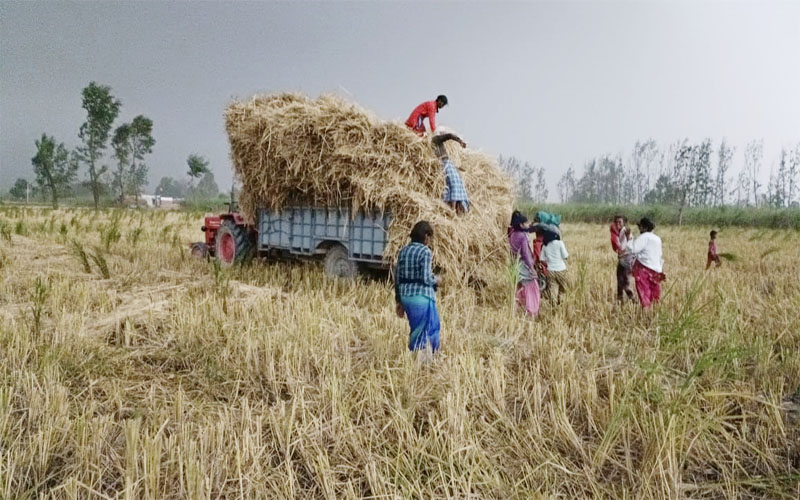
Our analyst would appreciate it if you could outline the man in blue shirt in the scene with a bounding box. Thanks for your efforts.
[395,221,441,353]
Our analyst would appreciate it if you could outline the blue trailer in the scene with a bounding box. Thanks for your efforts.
[197,206,392,278]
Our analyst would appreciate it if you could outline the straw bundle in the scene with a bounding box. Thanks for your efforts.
[225,93,513,279]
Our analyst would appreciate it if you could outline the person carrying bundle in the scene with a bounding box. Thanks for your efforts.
[432,130,469,214]
[405,95,448,135]
[395,221,442,355]
[531,211,561,281]
[508,211,540,317]
[626,217,666,308]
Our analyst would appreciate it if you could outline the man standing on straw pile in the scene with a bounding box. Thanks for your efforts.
[405,95,448,135]
[432,130,469,214]
[395,221,442,356]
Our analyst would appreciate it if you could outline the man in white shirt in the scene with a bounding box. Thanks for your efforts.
[542,235,569,304]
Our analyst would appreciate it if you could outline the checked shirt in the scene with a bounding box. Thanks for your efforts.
[442,159,470,209]
[396,242,437,301]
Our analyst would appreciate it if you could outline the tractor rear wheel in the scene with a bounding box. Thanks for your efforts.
[323,244,358,279]
[215,219,253,267]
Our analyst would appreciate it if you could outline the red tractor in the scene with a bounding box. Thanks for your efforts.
[190,210,256,266]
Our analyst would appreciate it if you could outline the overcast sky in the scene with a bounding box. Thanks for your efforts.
[2,1,799,196]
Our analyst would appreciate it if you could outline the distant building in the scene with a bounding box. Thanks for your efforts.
[139,194,183,208]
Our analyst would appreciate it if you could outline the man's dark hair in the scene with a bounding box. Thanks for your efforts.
[436,95,448,106]
[710,230,718,238]
[613,214,624,222]
[638,217,655,232]
[410,221,434,243]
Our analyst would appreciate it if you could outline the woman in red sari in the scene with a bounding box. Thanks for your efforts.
[625,217,666,308]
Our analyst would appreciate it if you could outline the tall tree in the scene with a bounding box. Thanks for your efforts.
[8,178,31,201]
[111,123,131,203]
[497,155,535,201]
[571,159,595,203]
[533,166,548,202]
[187,153,210,187]
[744,139,764,207]
[631,139,659,204]
[690,139,713,207]
[31,134,77,208]
[715,139,734,206]
[557,166,576,203]
[731,170,749,206]
[672,140,695,225]
[126,116,155,201]
[789,143,800,206]
[76,82,121,209]
[194,171,220,198]
[772,149,789,207]
[644,174,680,205]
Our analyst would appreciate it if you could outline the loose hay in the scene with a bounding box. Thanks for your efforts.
[225,93,513,279]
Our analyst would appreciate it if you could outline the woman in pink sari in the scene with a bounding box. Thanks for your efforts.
[626,217,666,308]
[508,211,540,317]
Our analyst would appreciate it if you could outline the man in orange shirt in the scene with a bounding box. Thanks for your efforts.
[405,95,448,135]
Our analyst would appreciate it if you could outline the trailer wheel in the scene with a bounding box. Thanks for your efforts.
[215,219,253,267]
[324,244,357,278]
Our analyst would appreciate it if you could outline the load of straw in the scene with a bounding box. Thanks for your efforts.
[225,93,513,279]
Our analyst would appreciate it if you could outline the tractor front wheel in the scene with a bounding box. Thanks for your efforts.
[215,219,253,267]
[190,242,209,259]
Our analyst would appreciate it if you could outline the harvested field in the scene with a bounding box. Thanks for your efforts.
[225,93,513,280]
[1,207,800,499]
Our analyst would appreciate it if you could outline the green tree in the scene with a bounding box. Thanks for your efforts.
[690,139,713,207]
[715,139,735,206]
[76,82,121,209]
[32,134,78,208]
[155,176,187,198]
[498,155,536,201]
[186,154,210,185]
[126,116,155,201]
[644,174,681,206]
[193,171,220,198]
[789,143,800,205]
[631,139,659,204]
[557,166,576,202]
[533,166,548,203]
[8,178,31,201]
[111,123,131,203]
[744,140,764,207]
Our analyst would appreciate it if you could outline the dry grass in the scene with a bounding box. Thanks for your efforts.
[225,93,513,280]
[1,206,799,499]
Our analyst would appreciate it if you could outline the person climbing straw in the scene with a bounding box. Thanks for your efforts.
[432,130,469,214]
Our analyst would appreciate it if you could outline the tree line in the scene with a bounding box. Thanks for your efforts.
[498,155,549,203]
[7,82,219,207]
[502,138,800,221]
[557,139,800,213]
